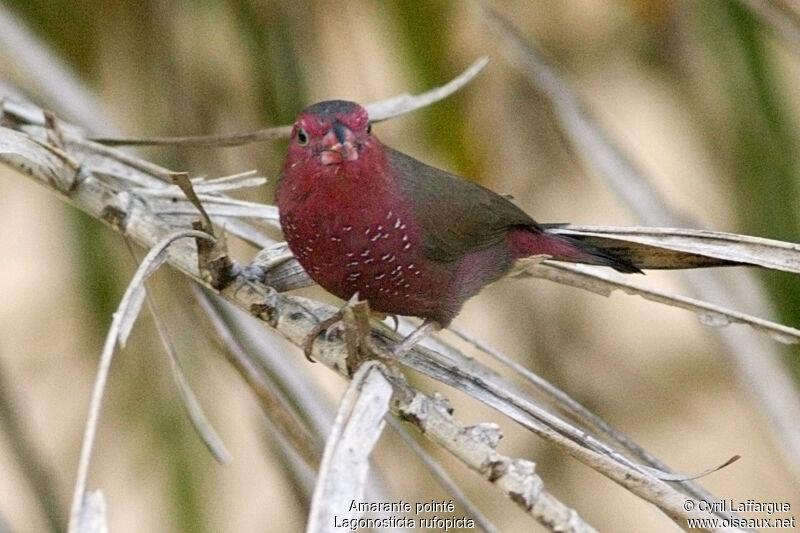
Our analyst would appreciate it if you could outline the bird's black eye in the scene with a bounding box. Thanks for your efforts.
[366,122,372,134]
[297,128,309,145]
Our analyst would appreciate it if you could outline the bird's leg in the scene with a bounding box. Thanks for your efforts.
[303,293,385,369]
[391,319,442,356]
[340,299,373,374]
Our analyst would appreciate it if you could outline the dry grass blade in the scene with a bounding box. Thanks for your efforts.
[88,56,488,148]
[513,262,800,345]
[0,126,75,186]
[188,170,265,188]
[89,124,293,148]
[365,56,489,121]
[393,338,742,530]
[170,172,214,233]
[443,325,734,507]
[76,491,107,533]
[306,362,393,533]
[165,341,233,464]
[141,189,279,221]
[551,225,800,272]
[122,238,233,465]
[67,229,213,533]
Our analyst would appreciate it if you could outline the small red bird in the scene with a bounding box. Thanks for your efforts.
[276,100,639,334]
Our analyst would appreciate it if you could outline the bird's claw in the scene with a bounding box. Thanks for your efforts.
[303,312,346,362]
[303,293,375,374]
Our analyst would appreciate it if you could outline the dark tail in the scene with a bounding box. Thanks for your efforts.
[509,229,642,273]
[552,234,642,273]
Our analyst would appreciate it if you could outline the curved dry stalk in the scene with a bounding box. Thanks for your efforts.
[67,229,213,533]
[127,240,232,465]
[517,262,800,345]
[306,362,393,533]
[87,56,489,148]
[75,491,106,533]
[365,56,490,121]
[440,324,737,502]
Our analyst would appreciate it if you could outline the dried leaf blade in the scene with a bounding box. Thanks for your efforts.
[306,362,392,533]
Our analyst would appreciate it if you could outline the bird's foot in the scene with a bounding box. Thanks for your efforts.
[303,294,376,374]
[303,300,439,375]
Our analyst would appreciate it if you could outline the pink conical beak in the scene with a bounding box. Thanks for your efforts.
[321,120,358,165]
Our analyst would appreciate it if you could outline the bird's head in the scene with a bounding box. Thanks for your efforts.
[288,100,373,166]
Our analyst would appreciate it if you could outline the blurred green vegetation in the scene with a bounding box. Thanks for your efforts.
[697,2,800,362]
[385,1,480,174]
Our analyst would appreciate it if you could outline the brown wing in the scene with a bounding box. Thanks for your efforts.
[386,147,540,262]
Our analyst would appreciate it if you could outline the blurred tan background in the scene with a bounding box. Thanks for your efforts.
[1,0,799,531]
